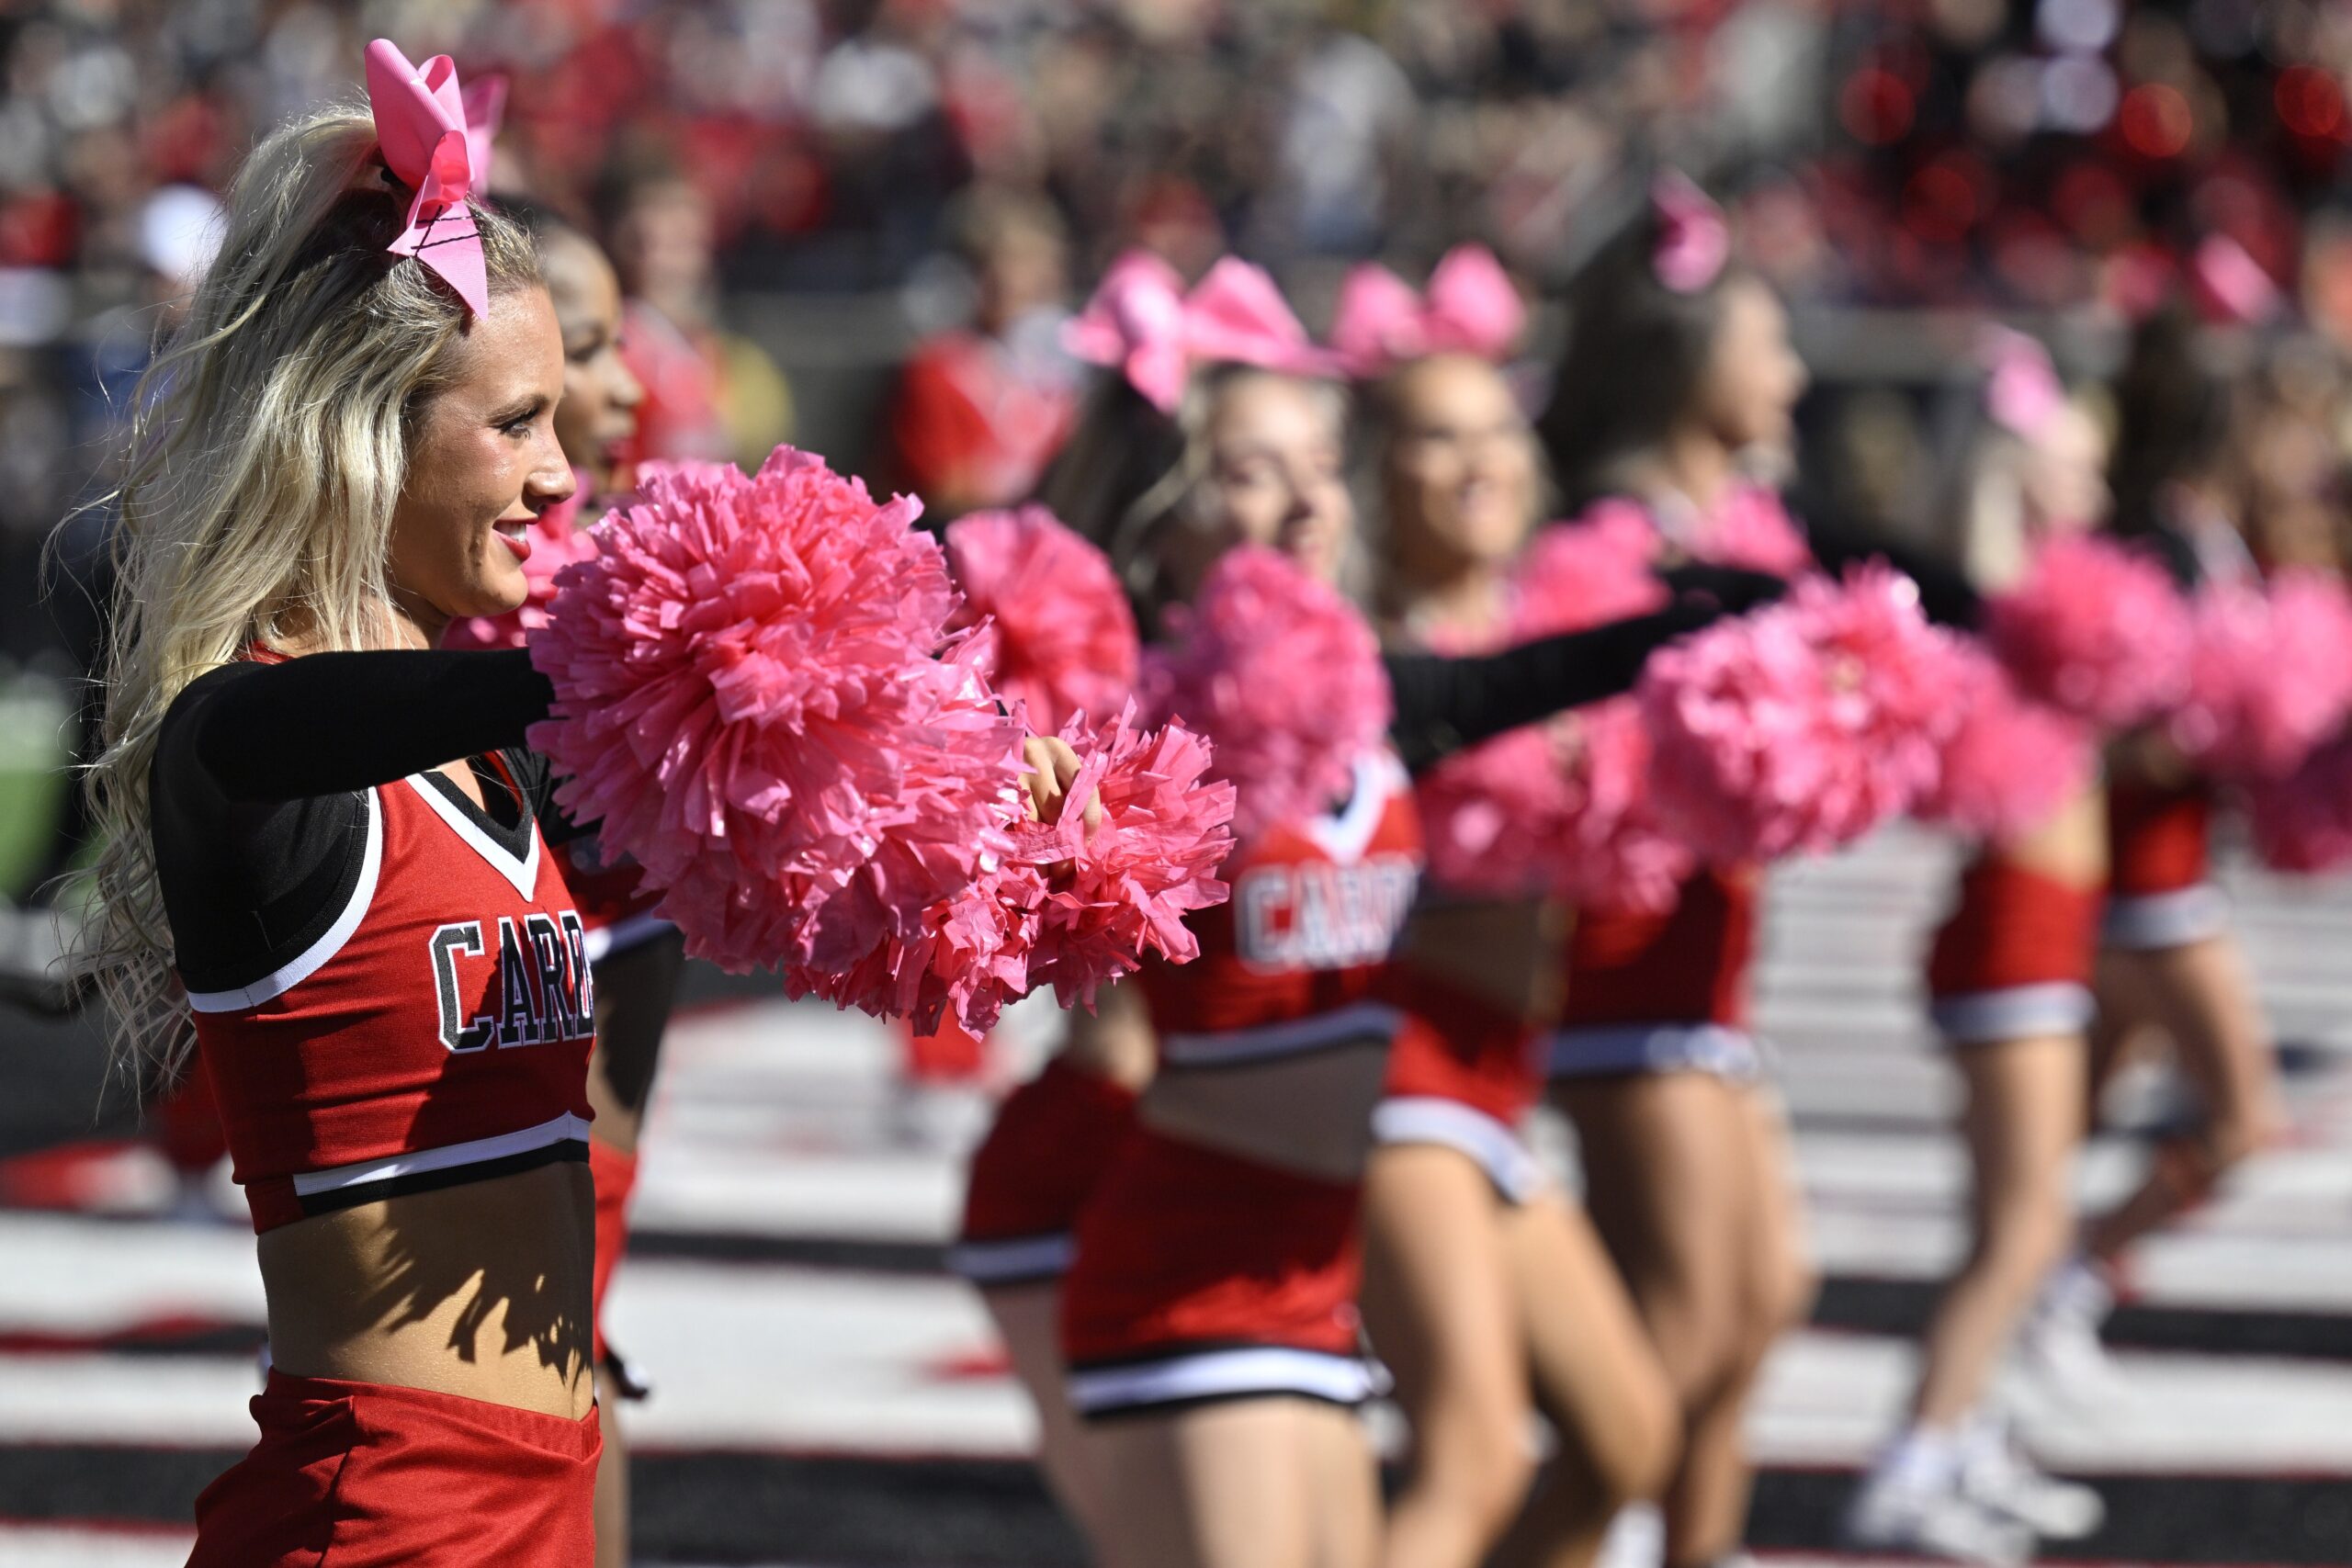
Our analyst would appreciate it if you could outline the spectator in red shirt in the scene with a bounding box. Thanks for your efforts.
[882,185,1079,518]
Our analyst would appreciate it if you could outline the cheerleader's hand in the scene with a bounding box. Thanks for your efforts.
[1021,735,1103,835]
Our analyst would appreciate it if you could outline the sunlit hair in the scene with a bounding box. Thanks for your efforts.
[70,105,542,1091]
[1035,365,1352,627]
[1539,215,1750,513]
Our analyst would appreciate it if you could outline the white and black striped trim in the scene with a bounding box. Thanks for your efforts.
[1068,1345,1378,1418]
[1159,1001,1403,1069]
[1372,1097,1549,1204]
[1544,1021,1764,1082]
[2103,885,2229,952]
[944,1232,1075,1286]
[288,1111,592,1216]
[1931,982,2096,1046]
[186,789,384,1014]
[406,772,542,899]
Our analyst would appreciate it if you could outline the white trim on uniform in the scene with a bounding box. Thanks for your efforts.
[1931,982,2096,1046]
[1372,1096,1549,1204]
[1159,1000,1403,1068]
[288,1110,592,1200]
[1544,1021,1763,1082]
[2102,885,2229,952]
[406,772,543,899]
[1068,1346,1378,1416]
[186,789,384,1013]
[582,910,674,964]
[1305,752,1407,864]
[944,1233,1076,1286]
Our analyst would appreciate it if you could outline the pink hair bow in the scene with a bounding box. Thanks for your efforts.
[1980,325,2064,440]
[365,39,491,320]
[1651,171,1729,295]
[1064,251,1330,412]
[2189,234,2282,327]
[1328,244,1526,377]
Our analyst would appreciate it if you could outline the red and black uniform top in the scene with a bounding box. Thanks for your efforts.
[153,647,594,1234]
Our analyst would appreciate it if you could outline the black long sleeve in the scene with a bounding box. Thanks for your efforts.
[1385,602,1719,774]
[174,648,555,804]
[152,647,565,997]
[1804,514,1984,632]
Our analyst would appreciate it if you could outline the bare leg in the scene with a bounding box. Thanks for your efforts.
[593,1363,630,1565]
[980,1282,1112,1553]
[1492,1191,1679,1568]
[1662,1089,1815,1567]
[1913,1034,2086,1426]
[1558,1074,1758,1568]
[1360,1145,1535,1568]
[1090,1398,1381,1568]
[2084,935,2280,1265]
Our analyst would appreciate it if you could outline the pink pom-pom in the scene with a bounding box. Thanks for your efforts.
[1915,644,2094,840]
[1510,510,1670,637]
[2168,571,2352,781]
[1017,704,1238,1009]
[1986,534,2191,728]
[1641,565,1965,863]
[2245,728,2352,873]
[1142,546,1394,843]
[440,485,600,651]
[944,505,1141,729]
[528,448,1028,976]
[783,703,1237,1032]
[1690,485,1815,576]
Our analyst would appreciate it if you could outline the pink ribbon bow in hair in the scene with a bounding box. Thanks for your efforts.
[1328,244,1526,378]
[1651,171,1729,295]
[1980,325,2065,440]
[1064,252,1331,413]
[365,39,491,320]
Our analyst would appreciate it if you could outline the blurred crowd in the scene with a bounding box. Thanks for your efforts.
[8,0,2352,660]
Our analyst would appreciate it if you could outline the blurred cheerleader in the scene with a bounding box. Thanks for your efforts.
[955,252,1769,1568]
[1532,175,1819,1568]
[1337,258,1674,1568]
[1844,333,2111,1564]
[2020,309,2285,1388]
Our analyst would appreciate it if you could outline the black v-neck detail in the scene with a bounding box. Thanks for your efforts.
[418,753,533,862]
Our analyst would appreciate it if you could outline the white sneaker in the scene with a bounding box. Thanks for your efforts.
[1960,1426,2105,1540]
[2018,1256,2119,1400]
[1843,1468,2034,1566]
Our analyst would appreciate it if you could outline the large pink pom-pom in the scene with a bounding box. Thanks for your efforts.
[441,485,600,651]
[1986,534,2190,728]
[1142,546,1394,843]
[1510,510,1671,637]
[781,703,1237,1032]
[1017,704,1238,1009]
[528,449,1028,975]
[1915,645,2094,840]
[2245,728,2352,873]
[944,505,1141,729]
[2168,571,2352,781]
[1642,565,1965,863]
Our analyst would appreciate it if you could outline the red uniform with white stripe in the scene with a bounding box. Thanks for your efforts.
[187,761,597,1231]
[1925,850,2102,1044]
[182,756,600,1567]
[1059,751,1423,1416]
[2103,779,2225,951]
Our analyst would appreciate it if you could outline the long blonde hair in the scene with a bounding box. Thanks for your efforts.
[72,105,541,1091]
